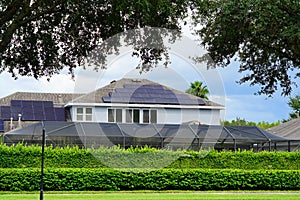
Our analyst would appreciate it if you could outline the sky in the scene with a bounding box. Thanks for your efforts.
[0,29,298,123]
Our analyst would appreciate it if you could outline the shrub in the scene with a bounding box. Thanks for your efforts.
[1,144,300,170]
[0,168,300,191]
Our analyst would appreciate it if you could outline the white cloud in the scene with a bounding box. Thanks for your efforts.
[0,71,75,98]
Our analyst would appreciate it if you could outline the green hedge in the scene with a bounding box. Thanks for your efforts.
[1,144,300,169]
[1,168,300,191]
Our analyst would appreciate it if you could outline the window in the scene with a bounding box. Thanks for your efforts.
[85,108,93,121]
[126,109,133,123]
[133,109,140,123]
[76,108,84,121]
[150,110,157,123]
[76,107,93,121]
[108,108,157,124]
[143,109,157,124]
[108,109,114,122]
[108,108,122,123]
[126,109,140,123]
[143,110,149,123]
[116,109,122,122]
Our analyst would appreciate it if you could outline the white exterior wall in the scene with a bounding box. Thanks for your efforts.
[157,108,220,125]
[69,105,221,125]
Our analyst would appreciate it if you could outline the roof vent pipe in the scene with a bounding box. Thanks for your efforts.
[18,114,22,128]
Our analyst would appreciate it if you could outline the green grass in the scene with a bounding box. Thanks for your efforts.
[1,191,300,200]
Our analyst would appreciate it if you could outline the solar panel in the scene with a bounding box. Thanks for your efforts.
[22,100,33,107]
[22,112,34,120]
[34,113,45,121]
[11,100,22,107]
[33,101,44,106]
[0,106,11,120]
[197,99,206,105]
[104,84,207,105]
[0,119,4,132]
[33,106,44,112]
[54,108,66,121]
[43,101,54,108]
[44,107,55,120]
[102,96,111,103]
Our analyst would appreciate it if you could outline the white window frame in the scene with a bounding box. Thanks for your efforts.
[125,108,140,123]
[108,108,123,123]
[107,108,157,124]
[75,107,93,121]
[142,109,157,124]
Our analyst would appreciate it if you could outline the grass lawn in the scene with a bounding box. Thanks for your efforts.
[1,191,300,200]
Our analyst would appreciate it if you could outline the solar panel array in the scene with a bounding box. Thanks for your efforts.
[0,100,66,122]
[102,84,206,105]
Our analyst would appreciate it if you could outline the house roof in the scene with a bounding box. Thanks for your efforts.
[0,92,83,107]
[70,78,223,108]
[267,118,300,139]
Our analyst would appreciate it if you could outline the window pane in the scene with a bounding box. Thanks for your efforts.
[86,115,92,121]
[143,110,149,123]
[150,110,157,123]
[116,109,122,122]
[86,108,93,114]
[108,109,114,122]
[126,109,132,123]
[77,108,83,114]
[77,115,83,121]
[133,109,140,123]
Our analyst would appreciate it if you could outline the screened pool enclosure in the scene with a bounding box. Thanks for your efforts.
[2,121,298,151]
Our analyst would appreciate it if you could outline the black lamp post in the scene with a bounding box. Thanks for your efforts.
[40,123,46,200]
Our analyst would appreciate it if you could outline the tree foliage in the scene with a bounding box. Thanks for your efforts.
[287,95,300,119]
[0,0,188,78]
[0,0,299,96]
[186,81,209,100]
[221,117,280,130]
[192,0,300,96]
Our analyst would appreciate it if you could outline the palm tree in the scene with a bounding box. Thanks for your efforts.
[186,81,210,100]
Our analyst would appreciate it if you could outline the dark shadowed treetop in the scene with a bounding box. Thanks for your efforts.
[0,0,299,96]
[192,0,300,96]
[0,0,188,78]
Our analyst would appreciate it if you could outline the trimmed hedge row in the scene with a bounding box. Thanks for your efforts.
[1,144,300,169]
[1,168,300,191]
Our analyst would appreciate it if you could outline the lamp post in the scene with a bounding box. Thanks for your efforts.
[40,122,46,200]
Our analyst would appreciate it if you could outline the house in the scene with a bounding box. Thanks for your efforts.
[2,78,298,151]
[66,78,224,125]
[0,78,223,133]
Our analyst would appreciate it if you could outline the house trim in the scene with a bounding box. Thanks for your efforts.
[65,102,225,110]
